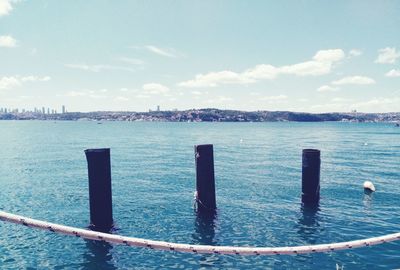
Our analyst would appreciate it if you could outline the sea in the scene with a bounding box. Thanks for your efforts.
[0,121,399,269]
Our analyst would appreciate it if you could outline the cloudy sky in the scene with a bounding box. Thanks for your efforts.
[1,1,399,112]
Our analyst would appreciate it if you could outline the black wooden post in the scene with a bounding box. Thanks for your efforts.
[194,144,216,212]
[301,149,320,204]
[85,148,113,232]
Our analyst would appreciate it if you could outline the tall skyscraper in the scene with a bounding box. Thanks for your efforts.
[157,105,160,112]
[62,105,66,114]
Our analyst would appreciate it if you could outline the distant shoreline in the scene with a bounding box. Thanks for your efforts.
[1,109,399,122]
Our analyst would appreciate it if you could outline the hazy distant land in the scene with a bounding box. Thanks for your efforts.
[1,109,399,122]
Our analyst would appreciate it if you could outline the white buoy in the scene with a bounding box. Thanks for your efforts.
[363,181,376,192]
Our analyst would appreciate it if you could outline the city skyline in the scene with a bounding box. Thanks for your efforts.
[1,1,400,112]
[0,105,64,114]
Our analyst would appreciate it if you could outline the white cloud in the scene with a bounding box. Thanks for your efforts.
[114,96,129,102]
[20,76,51,82]
[275,49,344,77]
[191,91,202,95]
[65,63,136,72]
[351,97,400,112]
[145,45,181,58]
[332,76,375,85]
[119,87,138,93]
[309,103,349,112]
[349,49,362,57]
[0,75,51,90]
[0,35,17,47]
[243,64,278,80]
[65,91,86,97]
[118,57,145,65]
[317,85,338,92]
[279,60,332,76]
[178,49,345,88]
[260,95,288,101]
[136,94,150,99]
[385,69,400,77]
[64,89,109,99]
[142,83,170,94]
[89,94,108,99]
[312,49,345,62]
[179,70,254,88]
[331,97,351,102]
[207,96,233,104]
[0,76,20,89]
[0,0,13,16]
[375,47,400,64]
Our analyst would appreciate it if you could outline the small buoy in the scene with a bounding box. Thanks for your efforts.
[240,138,243,143]
[364,142,368,146]
[363,181,375,192]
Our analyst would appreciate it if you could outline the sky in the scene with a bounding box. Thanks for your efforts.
[0,0,400,113]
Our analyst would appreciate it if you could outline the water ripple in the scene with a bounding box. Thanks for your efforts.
[0,121,399,269]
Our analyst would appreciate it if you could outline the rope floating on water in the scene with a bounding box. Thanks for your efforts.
[1,210,399,256]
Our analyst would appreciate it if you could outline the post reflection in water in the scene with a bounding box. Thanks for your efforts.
[193,211,217,246]
[192,211,222,268]
[363,190,374,209]
[297,204,322,245]
[81,239,117,270]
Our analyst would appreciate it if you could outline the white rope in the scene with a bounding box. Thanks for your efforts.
[1,210,399,255]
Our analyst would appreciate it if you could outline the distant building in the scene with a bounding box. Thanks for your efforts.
[62,105,66,114]
[42,107,45,114]
[157,105,160,112]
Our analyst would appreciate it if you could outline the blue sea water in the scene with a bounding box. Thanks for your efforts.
[0,121,399,269]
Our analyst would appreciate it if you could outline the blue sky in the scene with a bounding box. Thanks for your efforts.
[0,0,399,112]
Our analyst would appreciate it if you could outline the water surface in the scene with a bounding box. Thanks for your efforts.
[0,121,399,269]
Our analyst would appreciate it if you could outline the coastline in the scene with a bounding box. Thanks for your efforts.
[1,109,400,122]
